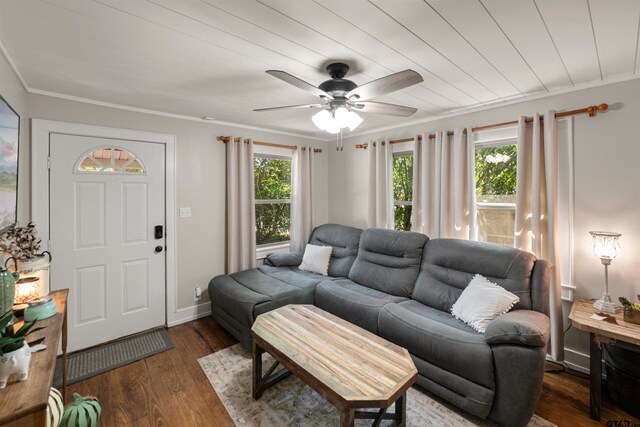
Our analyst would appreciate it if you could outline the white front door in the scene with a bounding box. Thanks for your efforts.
[49,134,166,352]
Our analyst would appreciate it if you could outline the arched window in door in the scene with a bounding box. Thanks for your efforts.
[76,147,146,174]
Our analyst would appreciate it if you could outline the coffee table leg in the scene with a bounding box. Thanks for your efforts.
[395,392,407,427]
[252,341,264,400]
[340,409,355,427]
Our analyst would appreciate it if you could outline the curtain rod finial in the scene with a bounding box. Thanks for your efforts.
[588,103,608,117]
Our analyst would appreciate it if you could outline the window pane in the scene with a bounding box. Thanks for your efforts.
[475,144,517,247]
[77,147,145,174]
[255,203,290,245]
[477,207,515,246]
[254,157,291,200]
[475,144,517,204]
[394,205,412,231]
[393,155,413,202]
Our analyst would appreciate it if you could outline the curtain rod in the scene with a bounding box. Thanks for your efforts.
[218,136,323,153]
[355,103,608,149]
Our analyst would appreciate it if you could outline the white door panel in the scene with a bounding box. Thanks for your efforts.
[49,134,166,352]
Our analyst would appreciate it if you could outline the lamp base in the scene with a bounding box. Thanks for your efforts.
[593,294,619,313]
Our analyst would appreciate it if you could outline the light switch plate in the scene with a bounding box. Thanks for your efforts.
[179,207,192,218]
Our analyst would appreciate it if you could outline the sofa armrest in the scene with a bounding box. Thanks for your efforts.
[484,310,550,347]
[264,251,303,267]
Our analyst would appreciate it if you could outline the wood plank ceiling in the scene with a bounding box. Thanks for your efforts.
[1,0,639,138]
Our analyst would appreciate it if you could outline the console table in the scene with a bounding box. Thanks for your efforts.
[0,289,68,426]
[568,298,640,421]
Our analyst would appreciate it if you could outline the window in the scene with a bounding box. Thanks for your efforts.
[77,147,145,174]
[254,156,291,246]
[475,142,517,246]
[393,154,413,231]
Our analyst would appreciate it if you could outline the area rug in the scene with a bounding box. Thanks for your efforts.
[53,329,174,388]
[199,344,555,427]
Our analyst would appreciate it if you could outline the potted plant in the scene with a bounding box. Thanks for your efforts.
[0,222,51,274]
[619,296,640,325]
[0,313,43,389]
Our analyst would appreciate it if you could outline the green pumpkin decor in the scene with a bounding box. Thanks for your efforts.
[61,393,101,427]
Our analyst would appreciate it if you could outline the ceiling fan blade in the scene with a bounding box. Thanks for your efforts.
[253,104,324,112]
[266,70,333,100]
[353,101,418,117]
[347,70,423,101]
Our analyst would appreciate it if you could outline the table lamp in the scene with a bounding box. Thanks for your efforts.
[14,276,40,305]
[589,231,621,313]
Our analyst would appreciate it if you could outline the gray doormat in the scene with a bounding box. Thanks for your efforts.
[53,329,173,388]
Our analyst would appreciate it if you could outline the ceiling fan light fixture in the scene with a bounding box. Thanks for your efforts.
[312,109,332,131]
[324,119,341,134]
[334,107,350,128]
[347,111,363,131]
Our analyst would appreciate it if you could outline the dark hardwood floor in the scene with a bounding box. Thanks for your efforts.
[64,317,639,427]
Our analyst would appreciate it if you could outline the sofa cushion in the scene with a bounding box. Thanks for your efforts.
[315,279,406,334]
[348,228,428,297]
[451,274,520,333]
[412,239,537,312]
[299,244,333,275]
[210,266,325,328]
[264,251,303,267]
[484,310,550,347]
[309,224,362,277]
[379,300,494,389]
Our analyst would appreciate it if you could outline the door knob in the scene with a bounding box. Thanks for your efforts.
[155,246,164,253]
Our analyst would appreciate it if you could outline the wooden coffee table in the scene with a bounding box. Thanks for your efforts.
[251,304,417,427]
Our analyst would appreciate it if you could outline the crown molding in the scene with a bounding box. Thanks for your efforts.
[341,72,640,141]
[0,38,29,92]
[0,38,325,142]
[3,34,638,143]
[27,88,327,141]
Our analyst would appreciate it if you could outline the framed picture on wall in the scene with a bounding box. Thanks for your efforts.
[0,95,19,233]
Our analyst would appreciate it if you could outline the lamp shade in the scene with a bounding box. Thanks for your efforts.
[311,110,332,131]
[334,107,350,128]
[14,276,40,305]
[589,231,622,261]
[347,111,363,131]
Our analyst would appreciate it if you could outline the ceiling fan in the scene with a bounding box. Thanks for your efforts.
[254,63,423,134]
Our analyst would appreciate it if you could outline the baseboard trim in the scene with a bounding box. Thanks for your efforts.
[167,302,212,327]
[561,348,591,374]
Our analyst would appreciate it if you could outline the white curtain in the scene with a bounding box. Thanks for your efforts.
[367,139,392,228]
[226,137,256,273]
[290,147,315,252]
[515,111,564,361]
[412,128,476,239]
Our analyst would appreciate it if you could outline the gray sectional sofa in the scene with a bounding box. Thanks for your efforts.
[209,224,552,427]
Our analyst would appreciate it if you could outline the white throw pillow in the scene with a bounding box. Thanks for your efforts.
[451,274,520,333]
[298,244,333,276]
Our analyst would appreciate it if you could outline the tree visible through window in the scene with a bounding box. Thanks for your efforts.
[393,154,413,231]
[254,157,291,246]
[475,143,517,246]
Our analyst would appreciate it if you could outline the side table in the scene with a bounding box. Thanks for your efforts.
[0,289,68,426]
[568,298,640,421]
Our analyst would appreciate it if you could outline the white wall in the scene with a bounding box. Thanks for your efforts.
[328,78,640,369]
[21,90,328,319]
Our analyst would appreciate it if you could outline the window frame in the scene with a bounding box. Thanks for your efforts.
[474,137,517,245]
[253,153,292,254]
[75,146,146,175]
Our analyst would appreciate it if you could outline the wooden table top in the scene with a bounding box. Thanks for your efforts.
[0,289,68,425]
[251,305,417,409]
[569,298,640,346]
